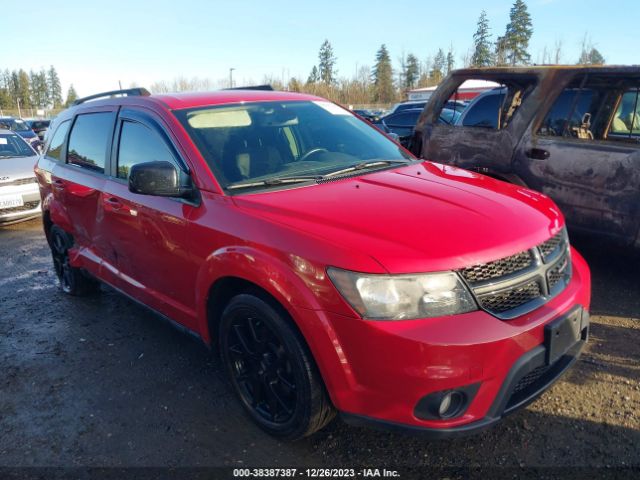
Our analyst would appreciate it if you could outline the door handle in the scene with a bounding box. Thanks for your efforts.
[104,196,123,210]
[52,179,65,190]
[525,148,550,160]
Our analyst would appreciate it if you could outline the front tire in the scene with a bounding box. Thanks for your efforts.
[219,294,335,440]
[49,225,99,296]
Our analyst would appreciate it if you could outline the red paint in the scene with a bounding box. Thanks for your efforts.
[36,90,591,432]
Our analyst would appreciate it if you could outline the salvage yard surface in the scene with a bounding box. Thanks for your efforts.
[1,219,639,473]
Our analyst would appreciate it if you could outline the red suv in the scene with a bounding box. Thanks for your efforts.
[36,87,591,440]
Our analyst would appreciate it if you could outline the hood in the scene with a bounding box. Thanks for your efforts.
[232,162,564,273]
[0,155,39,182]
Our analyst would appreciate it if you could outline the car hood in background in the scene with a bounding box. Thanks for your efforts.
[233,161,564,273]
[0,155,40,181]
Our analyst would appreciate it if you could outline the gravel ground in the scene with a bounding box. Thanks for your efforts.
[0,218,638,478]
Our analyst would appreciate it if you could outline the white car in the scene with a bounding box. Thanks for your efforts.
[0,129,40,225]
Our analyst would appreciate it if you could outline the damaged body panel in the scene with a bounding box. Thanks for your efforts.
[410,66,640,246]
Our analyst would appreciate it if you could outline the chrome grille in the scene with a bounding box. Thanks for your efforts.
[0,177,37,187]
[477,280,542,313]
[460,251,532,283]
[459,228,571,320]
[0,200,40,215]
[539,230,564,260]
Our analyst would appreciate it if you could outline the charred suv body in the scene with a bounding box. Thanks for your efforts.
[35,88,591,439]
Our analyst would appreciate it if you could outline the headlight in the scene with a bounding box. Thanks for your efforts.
[327,268,477,320]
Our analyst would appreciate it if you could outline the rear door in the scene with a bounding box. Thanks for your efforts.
[50,108,116,276]
[99,108,200,329]
[515,74,640,242]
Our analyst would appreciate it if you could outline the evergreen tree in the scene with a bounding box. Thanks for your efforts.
[579,47,605,65]
[405,53,419,89]
[501,0,533,65]
[29,69,49,109]
[446,47,455,74]
[472,10,493,67]
[65,84,78,107]
[372,44,394,103]
[17,69,31,108]
[47,66,63,108]
[430,49,446,84]
[318,40,337,84]
[307,65,319,84]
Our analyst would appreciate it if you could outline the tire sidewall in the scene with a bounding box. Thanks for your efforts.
[219,294,313,439]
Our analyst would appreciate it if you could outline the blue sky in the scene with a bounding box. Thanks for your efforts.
[3,0,638,96]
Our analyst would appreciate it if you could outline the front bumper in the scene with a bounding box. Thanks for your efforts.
[0,181,41,223]
[294,247,591,435]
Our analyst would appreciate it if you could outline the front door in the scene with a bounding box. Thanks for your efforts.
[100,109,201,329]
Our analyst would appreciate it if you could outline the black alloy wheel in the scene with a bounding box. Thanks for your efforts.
[219,294,335,440]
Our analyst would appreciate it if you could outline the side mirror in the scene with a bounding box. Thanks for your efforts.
[387,132,400,142]
[128,161,193,198]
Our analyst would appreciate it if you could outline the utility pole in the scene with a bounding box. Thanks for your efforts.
[16,98,21,118]
[229,68,235,88]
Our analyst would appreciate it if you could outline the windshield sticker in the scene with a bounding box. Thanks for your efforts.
[0,138,7,144]
[313,101,350,116]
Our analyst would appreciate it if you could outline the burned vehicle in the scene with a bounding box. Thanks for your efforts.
[409,66,640,247]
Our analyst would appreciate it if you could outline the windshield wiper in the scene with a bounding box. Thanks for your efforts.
[322,159,410,178]
[227,160,411,191]
[227,175,322,191]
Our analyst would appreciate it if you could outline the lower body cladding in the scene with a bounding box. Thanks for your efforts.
[294,248,591,437]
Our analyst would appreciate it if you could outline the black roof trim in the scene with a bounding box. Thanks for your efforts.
[72,88,151,106]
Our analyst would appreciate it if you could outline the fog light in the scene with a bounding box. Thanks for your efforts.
[438,391,464,418]
[414,385,479,421]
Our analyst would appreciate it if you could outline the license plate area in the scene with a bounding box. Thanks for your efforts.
[544,308,585,365]
[0,194,24,209]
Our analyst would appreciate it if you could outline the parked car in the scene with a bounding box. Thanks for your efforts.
[36,87,590,440]
[373,109,424,146]
[410,66,640,247]
[387,100,427,115]
[352,109,380,123]
[0,117,42,151]
[375,108,462,146]
[0,129,40,224]
[26,119,51,141]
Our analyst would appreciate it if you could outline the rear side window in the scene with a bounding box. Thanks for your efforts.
[45,120,70,161]
[462,93,505,128]
[117,121,177,179]
[538,89,594,137]
[67,113,113,173]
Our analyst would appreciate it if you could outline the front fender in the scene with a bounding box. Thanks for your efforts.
[195,246,337,343]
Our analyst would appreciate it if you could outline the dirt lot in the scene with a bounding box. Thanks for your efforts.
[1,218,639,477]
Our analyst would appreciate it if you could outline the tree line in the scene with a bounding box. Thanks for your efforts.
[2,1,609,113]
[0,66,78,112]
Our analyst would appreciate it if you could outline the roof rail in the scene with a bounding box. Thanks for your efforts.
[72,87,151,106]
[223,85,274,91]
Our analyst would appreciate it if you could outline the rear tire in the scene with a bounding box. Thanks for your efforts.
[219,293,335,440]
[50,225,99,296]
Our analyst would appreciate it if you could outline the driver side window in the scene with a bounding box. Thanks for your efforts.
[117,121,178,179]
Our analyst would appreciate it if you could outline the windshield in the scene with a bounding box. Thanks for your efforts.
[175,100,413,191]
[0,119,31,132]
[0,133,36,157]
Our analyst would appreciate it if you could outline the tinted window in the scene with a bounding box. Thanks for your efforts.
[0,133,35,158]
[176,100,411,190]
[67,113,113,173]
[538,89,594,137]
[117,121,176,179]
[462,93,504,128]
[45,120,70,161]
[384,111,421,127]
[610,89,640,136]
